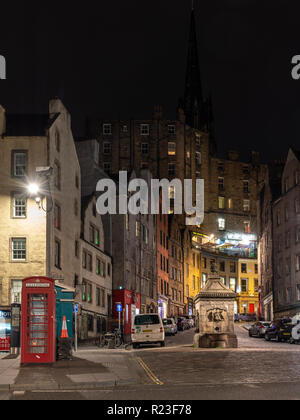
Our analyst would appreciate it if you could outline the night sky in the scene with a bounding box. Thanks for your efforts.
[1,0,300,162]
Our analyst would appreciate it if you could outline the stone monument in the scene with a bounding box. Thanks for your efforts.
[194,262,238,348]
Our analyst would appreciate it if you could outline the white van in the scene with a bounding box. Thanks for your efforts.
[131,314,165,348]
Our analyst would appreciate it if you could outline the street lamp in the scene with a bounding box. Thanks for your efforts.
[26,167,54,213]
[27,183,40,197]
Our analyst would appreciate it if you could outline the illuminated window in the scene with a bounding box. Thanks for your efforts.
[228,198,233,209]
[202,273,207,288]
[218,197,225,209]
[90,225,100,247]
[11,280,22,304]
[218,218,226,231]
[168,142,176,156]
[196,152,202,166]
[136,221,141,237]
[230,278,236,292]
[244,221,251,234]
[96,259,106,277]
[169,186,175,199]
[243,200,250,212]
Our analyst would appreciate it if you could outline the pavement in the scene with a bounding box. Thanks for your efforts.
[0,348,141,392]
[0,353,20,390]
[2,325,300,400]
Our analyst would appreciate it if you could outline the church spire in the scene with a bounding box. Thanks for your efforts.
[183,4,205,130]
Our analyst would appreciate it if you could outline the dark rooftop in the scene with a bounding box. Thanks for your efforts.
[4,113,59,137]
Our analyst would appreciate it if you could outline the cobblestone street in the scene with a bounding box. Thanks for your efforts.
[4,325,300,400]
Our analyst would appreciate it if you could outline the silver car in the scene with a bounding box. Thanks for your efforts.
[163,318,177,336]
[249,321,271,338]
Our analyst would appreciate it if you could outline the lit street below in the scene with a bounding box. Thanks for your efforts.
[4,324,300,401]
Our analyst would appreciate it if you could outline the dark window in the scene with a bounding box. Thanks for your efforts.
[134,315,160,326]
[12,151,27,178]
[241,263,247,274]
[87,315,94,332]
[54,239,61,268]
[54,203,61,230]
[220,261,225,272]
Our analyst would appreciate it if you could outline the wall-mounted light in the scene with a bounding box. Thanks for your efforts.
[27,183,40,197]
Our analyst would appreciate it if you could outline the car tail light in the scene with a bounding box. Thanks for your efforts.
[160,327,163,333]
[131,329,136,334]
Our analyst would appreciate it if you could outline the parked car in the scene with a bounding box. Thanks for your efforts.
[182,316,191,329]
[177,317,188,331]
[187,317,195,328]
[248,321,271,338]
[131,314,165,349]
[264,319,293,342]
[235,313,257,323]
[163,318,177,336]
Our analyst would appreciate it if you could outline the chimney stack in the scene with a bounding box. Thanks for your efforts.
[227,150,239,161]
[153,105,163,120]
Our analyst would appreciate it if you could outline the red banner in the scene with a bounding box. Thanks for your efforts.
[0,337,10,352]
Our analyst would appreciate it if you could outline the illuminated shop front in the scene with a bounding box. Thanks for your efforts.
[0,309,12,352]
[158,296,168,319]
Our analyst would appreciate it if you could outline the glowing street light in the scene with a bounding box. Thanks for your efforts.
[27,183,40,196]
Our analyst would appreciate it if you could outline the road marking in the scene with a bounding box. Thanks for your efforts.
[13,391,25,396]
[136,357,164,386]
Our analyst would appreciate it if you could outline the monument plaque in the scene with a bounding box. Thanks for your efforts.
[194,270,238,349]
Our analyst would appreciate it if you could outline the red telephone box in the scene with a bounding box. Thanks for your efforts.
[21,277,56,365]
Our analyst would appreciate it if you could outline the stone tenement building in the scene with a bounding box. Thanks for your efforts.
[257,162,284,321]
[109,170,157,340]
[86,6,267,317]
[0,100,113,343]
[272,149,300,318]
[0,99,81,311]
